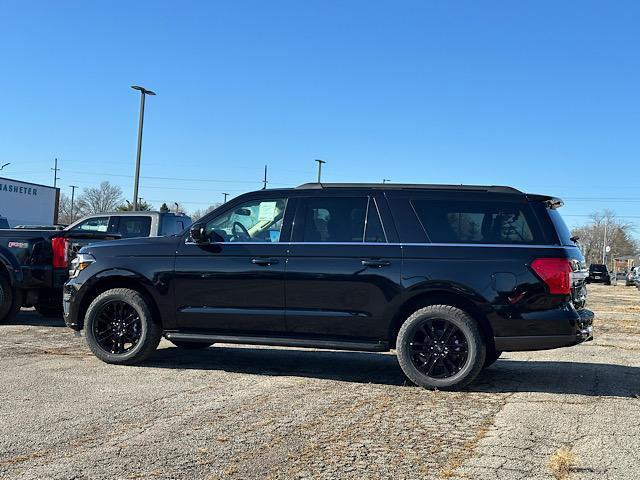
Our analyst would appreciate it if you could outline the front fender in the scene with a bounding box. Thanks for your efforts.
[68,266,173,329]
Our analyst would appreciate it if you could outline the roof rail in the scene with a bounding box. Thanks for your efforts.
[295,182,523,194]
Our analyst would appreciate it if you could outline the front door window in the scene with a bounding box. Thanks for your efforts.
[205,198,287,243]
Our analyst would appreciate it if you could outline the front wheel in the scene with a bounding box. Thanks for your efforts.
[396,305,485,390]
[84,288,162,365]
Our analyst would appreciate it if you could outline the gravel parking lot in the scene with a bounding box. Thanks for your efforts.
[1,284,638,480]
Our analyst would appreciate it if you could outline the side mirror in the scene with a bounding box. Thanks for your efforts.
[190,224,207,243]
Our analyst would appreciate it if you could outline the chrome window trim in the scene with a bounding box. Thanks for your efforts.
[184,241,565,248]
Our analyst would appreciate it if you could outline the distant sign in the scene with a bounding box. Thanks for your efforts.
[0,177,59,227]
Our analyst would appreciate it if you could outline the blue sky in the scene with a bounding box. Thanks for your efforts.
[0,1,639,228]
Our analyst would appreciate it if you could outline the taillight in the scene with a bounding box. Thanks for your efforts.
[530,258,572,295]
[51,237,69,268]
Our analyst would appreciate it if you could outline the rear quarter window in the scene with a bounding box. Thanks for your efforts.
[411,198,544,244]
[547,208,575,246]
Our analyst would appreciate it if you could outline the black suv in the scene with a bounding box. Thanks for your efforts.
[587,264,611,285]
[63,184,593,389]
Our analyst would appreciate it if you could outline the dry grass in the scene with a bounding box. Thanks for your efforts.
[549,446,576,480]
[440,424,490,478]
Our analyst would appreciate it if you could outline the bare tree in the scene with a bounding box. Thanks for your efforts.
[57,193,74,225]
[76,182,124,215]
[190,203,222,221]
[571,210,638,266]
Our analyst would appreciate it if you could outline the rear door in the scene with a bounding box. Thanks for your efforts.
[284,193,402,340]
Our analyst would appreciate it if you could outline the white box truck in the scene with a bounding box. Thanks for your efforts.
[0,177,60,228]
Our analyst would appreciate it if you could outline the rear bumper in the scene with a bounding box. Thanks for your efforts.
[494,308,594,352]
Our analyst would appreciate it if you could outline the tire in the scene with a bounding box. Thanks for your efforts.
[396,305,486,390]
[483,348,502,368]
[169,340,214,349]
[84,288,162,365]
[35,302,64,318]
[0,275,22,323]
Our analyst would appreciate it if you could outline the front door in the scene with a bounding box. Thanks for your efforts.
[285,194,402,340]
[174,195,291,334]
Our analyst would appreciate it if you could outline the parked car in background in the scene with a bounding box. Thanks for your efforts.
[587,264,611,285]
[0,211,191,321]
[0,216,9,229]
[625,267,639,286]
[63,183,593,390]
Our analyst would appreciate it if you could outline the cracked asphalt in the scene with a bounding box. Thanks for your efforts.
[1,283,638,479]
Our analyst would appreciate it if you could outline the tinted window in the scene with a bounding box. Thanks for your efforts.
[300,197,368,242]
[589,264,607,273]
[117,216,151,238]
[547,208,575,246]
[411,199,543,244]
[160,216,187,236]
[70,216,109,233]
[365,199,386,243]
[205,198,287,242]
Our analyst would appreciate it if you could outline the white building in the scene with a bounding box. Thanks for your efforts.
[0,177,59,227]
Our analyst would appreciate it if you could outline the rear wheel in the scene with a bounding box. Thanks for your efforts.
[84,288,161,365]
[396,305,485,390]
[169,340,214,349]
[0,275,22,323]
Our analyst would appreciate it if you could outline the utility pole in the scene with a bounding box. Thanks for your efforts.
[262,165,268,189]
[51,158,60,187]
[315,159,326,183]
[223,193,229,203]
[131,85,156,211]
[602,222,608,264]
[69,185,78,222]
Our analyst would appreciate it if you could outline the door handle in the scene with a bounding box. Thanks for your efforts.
[361,259,391,268]
[252,257,279,266]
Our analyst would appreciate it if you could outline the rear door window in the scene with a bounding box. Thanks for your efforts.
[116,216,152,238]
[295,197,387,243]
[411,198,543,244]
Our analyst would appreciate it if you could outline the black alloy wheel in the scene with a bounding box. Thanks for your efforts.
[84,288,162,365]
[407,318,469,379]
[396,305,485,390]
[92,300,143,354]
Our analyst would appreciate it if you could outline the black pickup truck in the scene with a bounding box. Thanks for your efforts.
[63,183,593,390]
[0,211,191,321]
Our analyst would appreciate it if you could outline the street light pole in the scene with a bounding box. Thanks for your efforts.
[315,159,326,183]
[131,85,156,211]
[223,193,229,203]
[0,162,10,171]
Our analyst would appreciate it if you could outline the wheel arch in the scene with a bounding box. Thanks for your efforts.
[0,247,22,286]
[388,289,495,350]
[76,272,164,330]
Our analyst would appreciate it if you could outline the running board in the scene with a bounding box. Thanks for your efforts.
[164,332,389,352]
